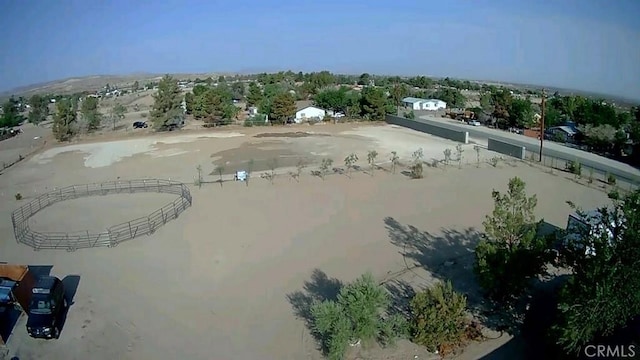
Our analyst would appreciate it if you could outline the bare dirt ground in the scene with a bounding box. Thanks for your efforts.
[0,124,611,360]
[0,123,51,171]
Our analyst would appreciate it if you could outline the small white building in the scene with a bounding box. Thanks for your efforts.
[402,97,447,111]
[295,105,326,123]
[421,99,447,111]
[403,97,425,110]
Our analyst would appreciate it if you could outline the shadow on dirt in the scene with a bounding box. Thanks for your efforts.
[58,275,81,338]
[27,265,53,278]
[286,269,343,354]
[383,216,524,334]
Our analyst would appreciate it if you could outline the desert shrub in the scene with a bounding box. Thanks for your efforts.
[403,111,415,119]
[410,281,469,354]
[473,145,481,167]
[15,193,22,200]
[244,114,267,127]
[410,148,424,179]
[194,165,203,188]
[443,148,452,167]
[410,163,423,179]
[319,158,333,180]
[344,153,358,178]
[566,160,581,176]
[489,156,500,167]
[310,273,408,360]
[455,145,464,168]
[389,151,400,174]
[607,172,617,185]
[367,150,378,176]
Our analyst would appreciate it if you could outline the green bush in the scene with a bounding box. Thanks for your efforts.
[310,273,408,360]
[410,162,423,179]
[410,281,468,354]
[566,160,581,176]
[607,173,617,185]
[244,114,267,127]
[15,193,22,200]
[403,111,415,119]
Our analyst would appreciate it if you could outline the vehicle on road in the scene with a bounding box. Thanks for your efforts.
[133,121,148,129]
[26,276,67,339]
[467,120,481,126]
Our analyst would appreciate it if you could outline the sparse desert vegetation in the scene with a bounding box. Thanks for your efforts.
[1,69,639,360]
[2,118,635,360]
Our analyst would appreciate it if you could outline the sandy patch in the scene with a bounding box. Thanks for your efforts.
[31,132,244,168]
[340,125,479,161]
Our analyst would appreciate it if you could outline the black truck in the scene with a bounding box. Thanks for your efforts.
[26,276,67,339]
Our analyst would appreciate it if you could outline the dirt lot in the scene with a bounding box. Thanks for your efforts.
[0,124,611,360]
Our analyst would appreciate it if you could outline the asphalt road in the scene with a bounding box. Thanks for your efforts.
[418,115,640,185]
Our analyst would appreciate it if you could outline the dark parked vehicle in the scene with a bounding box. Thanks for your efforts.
[133,121,148,129]
[26,276,67,339]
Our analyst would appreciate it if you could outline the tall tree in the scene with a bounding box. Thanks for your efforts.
[80,96,102,131]
[358,73,371,86]
[149,75,184,130]
[314,87,349,114]
[270,92,296,125]
[246,82,263,107]
[0,97,24,128]
[110,103,126,130]
[431,88,467,108]
[474,177,547,302]
[28,94,49,124]
[231,82,245,100]
[52,98,77,141]
[552,190,640,354]
[360,87,393,121]
[509,98,535,128]
[490,89,514,128]
[132,80,139,92]
[390,83,409,110]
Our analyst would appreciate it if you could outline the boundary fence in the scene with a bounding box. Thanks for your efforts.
[523,149,638,191]
[11,179,192,251]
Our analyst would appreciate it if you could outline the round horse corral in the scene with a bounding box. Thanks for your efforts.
[11,179,192,251]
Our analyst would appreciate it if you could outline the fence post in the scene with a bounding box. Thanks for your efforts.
[161,207,165,223]
[128,221,133,238]
[147,216,153,234]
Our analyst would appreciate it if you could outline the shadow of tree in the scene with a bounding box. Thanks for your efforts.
[383,216,524,334]
[286,269,343,353]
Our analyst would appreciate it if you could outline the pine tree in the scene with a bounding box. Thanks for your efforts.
[150,75,184,129]
[52,99,77,141]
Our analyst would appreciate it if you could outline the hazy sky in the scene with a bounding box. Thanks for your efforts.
[1,0,639,100]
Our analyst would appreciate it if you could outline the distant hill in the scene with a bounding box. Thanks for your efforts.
[479,80,639,107]
[2,72,637,107]
[0,72,233,99]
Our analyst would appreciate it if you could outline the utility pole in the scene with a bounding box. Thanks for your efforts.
[539,89,546,162]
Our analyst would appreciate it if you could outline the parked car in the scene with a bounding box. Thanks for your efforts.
[26,276,67,339]
[133,121,148,129]
[467,120,481,126]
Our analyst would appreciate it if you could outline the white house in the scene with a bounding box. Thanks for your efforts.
[295,105,326,123]
[402,97,447,111]
[421,99,447,111]
[403,97,426,110]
